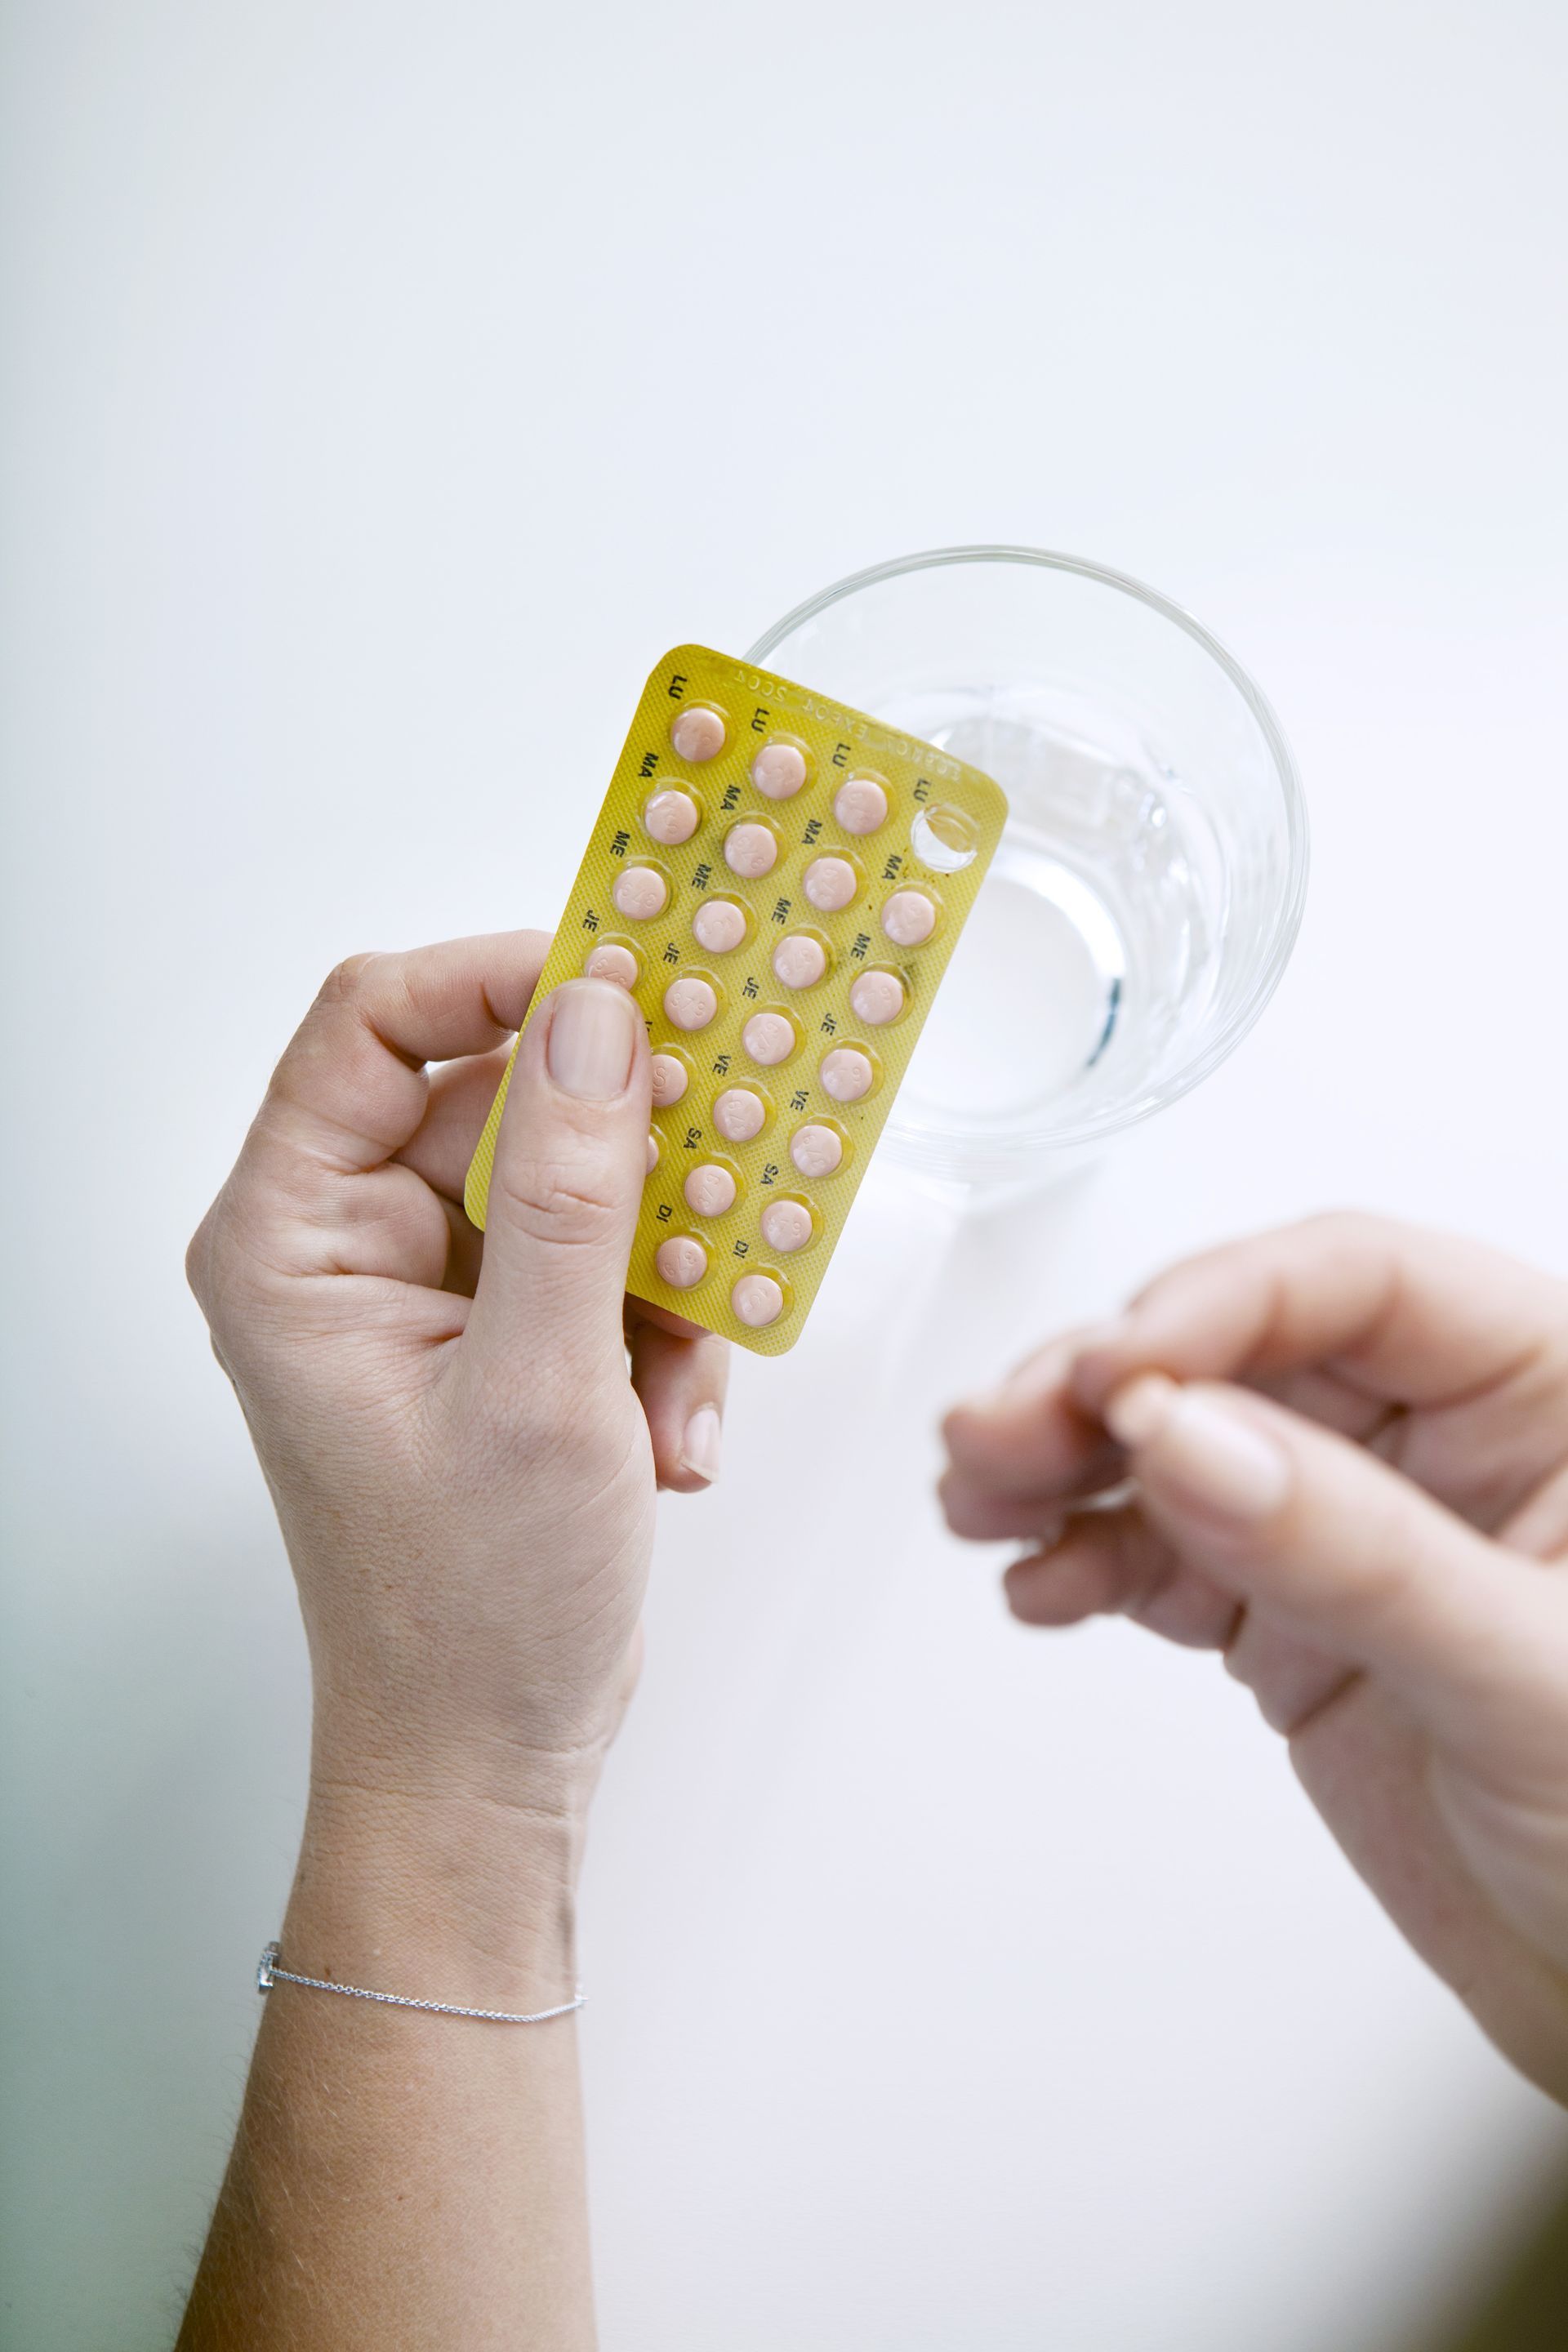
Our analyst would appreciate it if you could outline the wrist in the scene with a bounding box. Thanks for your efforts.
[282,1778,587,2013]
[307,1682,615,1826]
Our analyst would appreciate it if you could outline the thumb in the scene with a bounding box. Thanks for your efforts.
[1102,1374,1568,1754]
[464,978,650,1386]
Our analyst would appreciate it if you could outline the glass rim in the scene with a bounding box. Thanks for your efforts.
[746,542,1310,1154]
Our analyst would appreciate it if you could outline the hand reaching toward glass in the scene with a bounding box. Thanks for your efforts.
[942,1214,1568,2101]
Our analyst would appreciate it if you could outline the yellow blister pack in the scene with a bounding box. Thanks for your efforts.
[465,646,1007,1355]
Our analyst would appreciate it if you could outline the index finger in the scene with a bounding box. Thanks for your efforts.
[1071,1213,1568,1415]
[252,930,552,1180]
[940,1212,1568,1512]
[941,1328,1127,1502]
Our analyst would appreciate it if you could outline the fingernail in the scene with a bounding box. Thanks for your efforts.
[1104,1371,1179,1447]
[679,1405,723,1485]
[547,981,638,1101]
[1110,1378,1292,1522]
[1160,1395,1291,1520]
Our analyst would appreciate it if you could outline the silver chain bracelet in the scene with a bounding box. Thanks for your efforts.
[256,1942,585,2025]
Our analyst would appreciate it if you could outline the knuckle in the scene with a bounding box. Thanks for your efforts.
[460,1355,629,1477]
[463,1352,572,1449]
[184,1212,215,1306]
[1296,1208,1393,1251]
[318,951,385,1009]
[492,1151,624,1251]
[185,1188,278,1335]
[185,1197,247,1316]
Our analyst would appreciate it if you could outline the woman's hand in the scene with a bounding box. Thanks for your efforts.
[180,933,728,2350]
[941,1214,1568,2100]
[188,931,727,1818]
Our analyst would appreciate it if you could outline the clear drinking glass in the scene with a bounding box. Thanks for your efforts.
[746,547,1307,1200]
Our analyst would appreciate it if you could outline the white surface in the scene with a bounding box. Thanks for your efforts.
[3,2,1567,2346]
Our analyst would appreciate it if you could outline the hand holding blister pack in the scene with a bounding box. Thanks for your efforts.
[465,647,1008,1354]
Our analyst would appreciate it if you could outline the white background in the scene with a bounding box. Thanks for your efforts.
[3,2,1567,2345]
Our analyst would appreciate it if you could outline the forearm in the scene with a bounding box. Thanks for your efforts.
[178,1780,596,2351]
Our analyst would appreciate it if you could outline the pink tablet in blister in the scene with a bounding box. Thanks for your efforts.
[650,1052,688,1107]
[848,968,904,1025]
[684,1162,738,1218]
[664,975,719,1031]
[772,933,827,990]
[585,942,639,987]
[724,822,778,880]
[751,740,808,800]
[803,856,858,913]
[833,775,888,835]
[760,1198,813,1254]
[712,1087,767,1143]
[819,1047,875,1102]
[644,788,700,844]
[693,898,748,954]
[880,889,937,947]
[671,706,726,763]
[742,1011,795,1067]
[789,1123,843,1178]
[613,865,669,920]
[732,1272,785,1327]
[655,1234,707,1288]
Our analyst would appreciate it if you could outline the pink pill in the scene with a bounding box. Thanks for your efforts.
[693,897,748,954]
[656,1233,707,1289]
[650,1052,688,1107]
[612,865,668,920]
[585,941,639,987]
[760,1197,813,1254]
[670,705,726,763]
[820,1047,875,1102]
[751,740,808,800]
[742,1010,796,1067]
[772,932,827,990]
[732,1272,785,1328]
[834,775,888,835]
[684,1162,738,1218]
[663,975,719,1031]
[849,968,905,1025]
[790,1122,843,1178]
[724,821,778,880]
[803,855,858,913]
[644,788,700,845]
[646,1132,661,1173]
[712,1086,767,1143]
[880,889,937,947]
